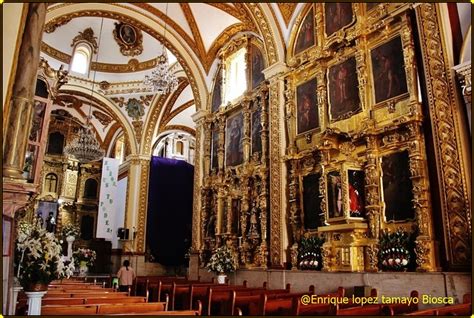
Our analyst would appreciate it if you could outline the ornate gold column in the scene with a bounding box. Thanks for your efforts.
[264,62,288,268]
[3,3,47,180]
[416,3,472,270]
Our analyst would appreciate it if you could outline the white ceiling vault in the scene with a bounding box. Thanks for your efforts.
[41,3,299,158]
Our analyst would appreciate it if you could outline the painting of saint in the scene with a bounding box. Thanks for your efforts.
[303,173,323,229]
[348,170,365,218]
[120,24,137,45]
[325,3,353,37]
[296,78,319,134]
[251,103,262,155]
[328,57,361,121]
[211,68,223,113]
[327,171,343,219]
[251,45,265,89]
[225,112,244,167]
[382,151,415,222]
[211,127,219,169]
[231,199,241,235]
[295,8,315,55]
[371,36,408,104]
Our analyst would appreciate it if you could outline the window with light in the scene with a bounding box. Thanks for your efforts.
[223,47,247,104]
[70,45,91,75]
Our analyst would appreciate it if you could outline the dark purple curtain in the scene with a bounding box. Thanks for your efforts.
[146,157,194,266]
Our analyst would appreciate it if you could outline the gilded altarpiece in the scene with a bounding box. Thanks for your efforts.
[200,36,271,269]
[285,4,439,272]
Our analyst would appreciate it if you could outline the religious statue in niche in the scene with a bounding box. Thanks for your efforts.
[211,127,219,169]
[29,101,46,142]
[211,68,223,113]
[296,78,319,134]
[113,22,143,57]
[251,103,262,155]
[295,7,315,55]
[251,45,265,89]
[225,112,244,167]
[348,169,365,217]
[231,199,241,235]
[371,36,408,104]
[324,3,353,37]
[302,173,323,229]
[381,151,415,222]
[328,56,361,121]
[327,171,343,219]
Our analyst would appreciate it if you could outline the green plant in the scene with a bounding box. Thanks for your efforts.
[378,228,414,271]
[206,246,237,274]
[298,236,324,270]
[14,220,64,287]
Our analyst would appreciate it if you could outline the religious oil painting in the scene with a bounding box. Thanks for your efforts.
[328,56,361,121]
[225,112,244,167]
[348,169,365,218]
[211,126,219,170]
[303,173,323,229]
[325,3,353,37]
[371,36,408,104]
[327,171,343,219]
[119,24,137,45]
[251,102,262,155]
[381,150,415,222]
[296,78,319,134]
[212,68,223,113]
[295,8,315,55]
[231,198,241,235]
[251,44,265,89]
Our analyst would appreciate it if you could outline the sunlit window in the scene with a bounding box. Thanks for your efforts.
[70,45,91,75]
[223,47,247,104]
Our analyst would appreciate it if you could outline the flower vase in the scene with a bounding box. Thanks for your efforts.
[66,235,75,260]
[24,284,48,316]
[217,274,227,284]
[79,261,88,277]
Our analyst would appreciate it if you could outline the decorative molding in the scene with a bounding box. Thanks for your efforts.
[71,27,98,53]
[92,110,112,127]
[160,100,194,130]
[416,4,471,269]
[159,125,196,137]
[41,42,157,73]
[277,3,298,26]
[136,158,150,253]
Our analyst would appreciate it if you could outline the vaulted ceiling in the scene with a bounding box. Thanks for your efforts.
[41,3,306,158]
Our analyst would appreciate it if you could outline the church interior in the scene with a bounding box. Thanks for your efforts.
[2,3,472,316]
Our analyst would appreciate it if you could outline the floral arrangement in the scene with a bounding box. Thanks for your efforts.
[298,235,324,270]
[378,228,414,271]
[206,245,237,274]
[14,220,64,288]
[62,222,80,238]
[72,248,96,267]
[57,256,76,279]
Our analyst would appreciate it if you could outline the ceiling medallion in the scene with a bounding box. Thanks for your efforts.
[113,22,144,57]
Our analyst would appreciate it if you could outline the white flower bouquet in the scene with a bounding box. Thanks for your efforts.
[62,222,80,238]
[206,246,237,274]
[14,220,64,288]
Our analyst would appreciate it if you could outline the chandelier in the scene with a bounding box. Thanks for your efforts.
[64,19,105,163]
[64,122,105,163]
[143,3,178,94]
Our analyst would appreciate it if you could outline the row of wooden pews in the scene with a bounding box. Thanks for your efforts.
[16,278,202,316]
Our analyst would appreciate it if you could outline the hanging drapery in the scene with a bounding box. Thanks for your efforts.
[146,157,194,266]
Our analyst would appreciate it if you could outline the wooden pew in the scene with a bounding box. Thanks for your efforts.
[405,302,471,316]
[97,302,167,314]
[42,298,86,306]
[381,290,419,315]
[226,285,291,315]
[41,304,99,315]
[257,287,344,316]
[109,300,202,316]
[189,282,249,313]
[336,304,383,316]
[85,296,147,304]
